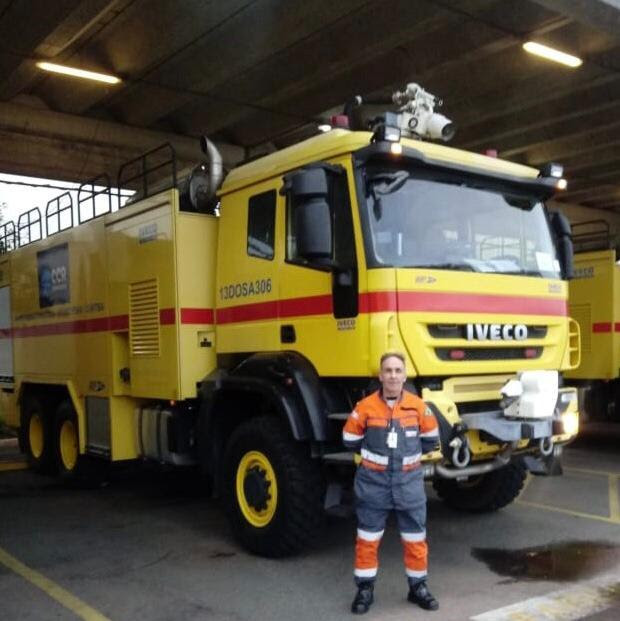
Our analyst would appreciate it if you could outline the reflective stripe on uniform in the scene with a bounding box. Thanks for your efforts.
[343,431,364,442]
[357,529,384,541]
[361,448,389,466]
[420,428,439,438]
[402,453,422,466]
[405,568,427,578]
[354,567,378,578]
[401,530,426,542]
[405,430,418,437]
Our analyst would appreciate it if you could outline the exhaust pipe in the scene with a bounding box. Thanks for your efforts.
[200,136,224,197]
[185,136,224,213]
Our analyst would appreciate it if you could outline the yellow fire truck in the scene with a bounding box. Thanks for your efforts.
[0,84,580,557]
[566,221,619,420]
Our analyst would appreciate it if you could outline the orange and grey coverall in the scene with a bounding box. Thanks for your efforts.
[343,389,439,586]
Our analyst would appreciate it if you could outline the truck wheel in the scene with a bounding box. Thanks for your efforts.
[222,416,324,557]
[432,459,526,512]
[20,395,55,474]
[54,401,80,478]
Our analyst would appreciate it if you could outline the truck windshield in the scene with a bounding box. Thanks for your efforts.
[359,163,561,279]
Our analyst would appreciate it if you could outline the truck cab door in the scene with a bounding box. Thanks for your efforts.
[278,163,367,375]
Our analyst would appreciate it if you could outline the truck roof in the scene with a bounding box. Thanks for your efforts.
[220,129,539,195]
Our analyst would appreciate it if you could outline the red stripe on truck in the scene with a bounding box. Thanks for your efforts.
[593,322,612,333]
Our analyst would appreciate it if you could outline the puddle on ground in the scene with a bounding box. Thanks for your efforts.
[472,541,620,582]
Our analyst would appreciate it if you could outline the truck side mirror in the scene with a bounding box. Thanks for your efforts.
[549,211,574,280]
[285,168,333,261]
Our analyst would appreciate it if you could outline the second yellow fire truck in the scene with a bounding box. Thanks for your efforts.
[0,84,580,556]
[567,221,620,421]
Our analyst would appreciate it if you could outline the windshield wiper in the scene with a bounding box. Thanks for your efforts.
[368,171,410,196]
[410,262,476,272]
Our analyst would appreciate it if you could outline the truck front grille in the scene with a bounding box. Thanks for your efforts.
[428,324,548,339]
[435,347,543,361]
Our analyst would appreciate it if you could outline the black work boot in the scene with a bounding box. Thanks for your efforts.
[408,581,439,611]
[351,582,374,614]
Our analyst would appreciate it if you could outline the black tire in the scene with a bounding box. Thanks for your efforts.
[53,400,109,487]
[20,395,55,474]
[54,400,81,479]
[222,416,324,557]
[432,459,527,512]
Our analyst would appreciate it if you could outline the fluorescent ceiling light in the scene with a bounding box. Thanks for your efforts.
[522,42,582,68]
[36,61,121,84]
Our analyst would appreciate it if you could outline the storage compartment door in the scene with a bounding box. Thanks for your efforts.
[0,286,13,380]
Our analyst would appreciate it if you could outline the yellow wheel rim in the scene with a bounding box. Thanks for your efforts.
[29,414,44,459]
[236,450,278,528]
[59,420,78,472]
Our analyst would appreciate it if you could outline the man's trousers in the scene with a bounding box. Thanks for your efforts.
[354,502,428,586]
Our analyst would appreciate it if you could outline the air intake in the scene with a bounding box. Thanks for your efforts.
[129,279,160,357]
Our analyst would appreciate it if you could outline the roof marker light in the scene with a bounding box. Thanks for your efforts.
[36,61,121,84]
[318,124,332,133]
[523,42,582,68]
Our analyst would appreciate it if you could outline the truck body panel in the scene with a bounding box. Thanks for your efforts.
[567,249,619,381]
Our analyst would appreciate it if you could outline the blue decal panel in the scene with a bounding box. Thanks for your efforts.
[37,243,70,308]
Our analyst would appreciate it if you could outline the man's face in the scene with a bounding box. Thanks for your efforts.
[379,356,406,398]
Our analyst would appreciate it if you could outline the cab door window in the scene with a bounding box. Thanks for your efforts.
[247,190,276,260]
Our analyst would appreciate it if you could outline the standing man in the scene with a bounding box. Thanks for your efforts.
[343,352,440,614]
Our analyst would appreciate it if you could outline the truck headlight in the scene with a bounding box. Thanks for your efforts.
[561,410,579,436]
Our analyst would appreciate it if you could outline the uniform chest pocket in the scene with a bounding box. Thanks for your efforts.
[399,418,421,451]
[365,426,388,450]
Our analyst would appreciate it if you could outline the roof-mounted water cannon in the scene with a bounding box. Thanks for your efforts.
[390,82,455,142]
[345,83,455,143]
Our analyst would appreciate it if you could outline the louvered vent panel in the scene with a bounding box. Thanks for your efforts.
[569,303,591,353]
[129,279,160,357]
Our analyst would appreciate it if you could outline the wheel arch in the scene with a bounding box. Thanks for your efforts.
[196,352,328,483]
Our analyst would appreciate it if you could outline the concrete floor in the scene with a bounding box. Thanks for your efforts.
[1,435,619,621]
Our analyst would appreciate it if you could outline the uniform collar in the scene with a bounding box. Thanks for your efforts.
[379,389,403,404]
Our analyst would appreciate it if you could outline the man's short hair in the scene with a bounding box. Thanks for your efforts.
[380,351,406,368]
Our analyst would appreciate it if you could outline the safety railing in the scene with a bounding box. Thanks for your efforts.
[0,222,16,254]
[1,142,178,253]
[117,143,177,209]
[78,174,112,224]
[46,191,74,236]
[17,207,42,247]
[572,220,615,254]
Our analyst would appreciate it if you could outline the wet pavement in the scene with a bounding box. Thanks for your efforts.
[472,541,620,582]
[0,433,620,620]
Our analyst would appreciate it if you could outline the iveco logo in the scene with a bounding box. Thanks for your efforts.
[466,324,528,341]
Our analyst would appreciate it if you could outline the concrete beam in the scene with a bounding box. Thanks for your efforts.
[531,0,620,40]
[0,102,243,183]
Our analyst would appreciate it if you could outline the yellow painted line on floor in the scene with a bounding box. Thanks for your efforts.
[517,499,620,525]
[609,474,620,522]
[0,460,28,472]
[471,574,620,620]
[0,545,112,621]
[564,466,619,477]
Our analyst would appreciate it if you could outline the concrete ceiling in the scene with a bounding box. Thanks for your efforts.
[1,0,620,214]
